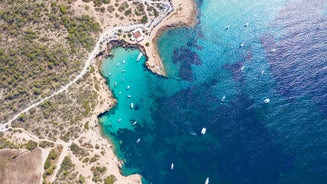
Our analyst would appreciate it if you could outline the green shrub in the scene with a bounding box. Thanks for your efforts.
[25,140,38,151]
[104,175,117,184]
[141,15,148,23]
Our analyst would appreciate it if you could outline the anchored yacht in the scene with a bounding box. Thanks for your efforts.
[264,98,270,103]
[201,128,207,135]
[205,177,209,184]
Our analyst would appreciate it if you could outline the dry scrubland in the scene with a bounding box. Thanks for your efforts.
[0,0,101,124]
[0,0,160,125]
[0,0,165,183]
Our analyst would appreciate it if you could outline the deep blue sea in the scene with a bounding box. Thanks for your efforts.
[99,0,327,183]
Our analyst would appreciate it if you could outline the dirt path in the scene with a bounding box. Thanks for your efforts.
[0,0,173,132]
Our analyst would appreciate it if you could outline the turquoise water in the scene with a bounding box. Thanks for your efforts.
[100,0,327,183]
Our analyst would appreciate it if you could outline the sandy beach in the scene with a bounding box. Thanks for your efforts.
[142,0,198,75]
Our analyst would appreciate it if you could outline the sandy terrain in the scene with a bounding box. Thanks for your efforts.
[141,0,198,75]
[0,149,43,184]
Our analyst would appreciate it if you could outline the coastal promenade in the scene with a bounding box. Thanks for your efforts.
[0,0,175,132]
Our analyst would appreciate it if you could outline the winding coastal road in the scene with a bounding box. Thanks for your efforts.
[0,0,174,132]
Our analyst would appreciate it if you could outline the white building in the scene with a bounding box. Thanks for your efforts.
[130,28,145,42]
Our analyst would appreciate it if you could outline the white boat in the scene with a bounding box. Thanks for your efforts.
[121,70,125,73]
[136,138,141,143]
[201,128,207,135]
[270,49,276,53]
[240,43,244,48]
[122,60,126,64]
[118,118,122,123]
[205,177,209,184]
[171,163,174,170]
[136,53,143,61]
[108,72,111,76]
[130,103,134,109]
[127,95,132,98]
[114,82,117,86]
[264,98,270,103]
[225,25,230,30]
[222,96,226,101]
[132,121,137,125]
[261,70,265,74]
[118,91,122,95]
[116,62,120,66]
[241,66,245,71]
[244,22,249,27]
[126,85,130,90]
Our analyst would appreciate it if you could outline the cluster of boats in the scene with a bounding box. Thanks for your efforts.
[108,45,272,184]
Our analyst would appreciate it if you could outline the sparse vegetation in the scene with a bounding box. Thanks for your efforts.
[55,156,75,182]
[39,141,55,148]
[141,15,148,24]
[0,0,101,124]
[104,175,117,184]
[91,166,107,182]
[70,142,89,158]
[0,138,18,149]
[25,140,38,151]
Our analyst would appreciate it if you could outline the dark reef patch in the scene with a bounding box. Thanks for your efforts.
[172,46,202,81]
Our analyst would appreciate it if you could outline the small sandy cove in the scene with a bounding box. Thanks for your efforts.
[89,0,198,182]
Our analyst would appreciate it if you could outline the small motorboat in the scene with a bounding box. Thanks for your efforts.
[205,177,209,184]
[127,95,132,98]
[225,25,230,30]
[171,163,174,170]
[130,103,134,109]
[201,128,207,135]
[136,138,141,143]
[126,85,130,90]
[264,98,270,103]
[136,53,143,61]
[244,22,249,27]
